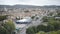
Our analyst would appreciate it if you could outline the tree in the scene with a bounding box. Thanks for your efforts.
[0,20,15,34]
[26,27,35,34]
[26,15,60,34]
[31,16,35,19]
[57,30,60,34]
[0,15,7,21]
[36,31,46,34]
[42,16,48,22]
[32,26,38,33]
[37,25,47,32]
[48,31,57,34]
[24,10,29,13]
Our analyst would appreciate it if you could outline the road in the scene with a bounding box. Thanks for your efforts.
[14,13,47,34]
[19,16,43,34]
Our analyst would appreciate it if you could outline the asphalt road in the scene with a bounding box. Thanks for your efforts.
[15,13,47,34]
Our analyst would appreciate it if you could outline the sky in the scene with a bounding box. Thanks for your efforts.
[0,0,60,6]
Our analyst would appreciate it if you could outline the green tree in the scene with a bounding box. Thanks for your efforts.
[57,30,60,34]
[26,27,35,34]
[36,31,46,34]
[0,15,7,21]
[0,20,15,34]
[42,16,48,22]
[37,25,47,32]
[31,16,35,19]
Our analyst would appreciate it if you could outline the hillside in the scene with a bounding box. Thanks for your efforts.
[0,5,60,9]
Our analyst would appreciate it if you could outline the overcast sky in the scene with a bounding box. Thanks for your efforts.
[0,0,60,6]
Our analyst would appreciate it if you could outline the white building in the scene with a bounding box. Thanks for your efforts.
[16,17,32,24]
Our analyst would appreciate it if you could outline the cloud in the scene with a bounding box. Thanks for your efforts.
[0,0,60,6]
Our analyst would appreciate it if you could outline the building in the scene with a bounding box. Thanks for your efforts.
[16,17,32,24]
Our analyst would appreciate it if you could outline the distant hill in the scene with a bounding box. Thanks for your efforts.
[0,5,60,9]
[0,5,41,8]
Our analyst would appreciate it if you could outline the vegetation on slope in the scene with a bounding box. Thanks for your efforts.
[26,12,60,34]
